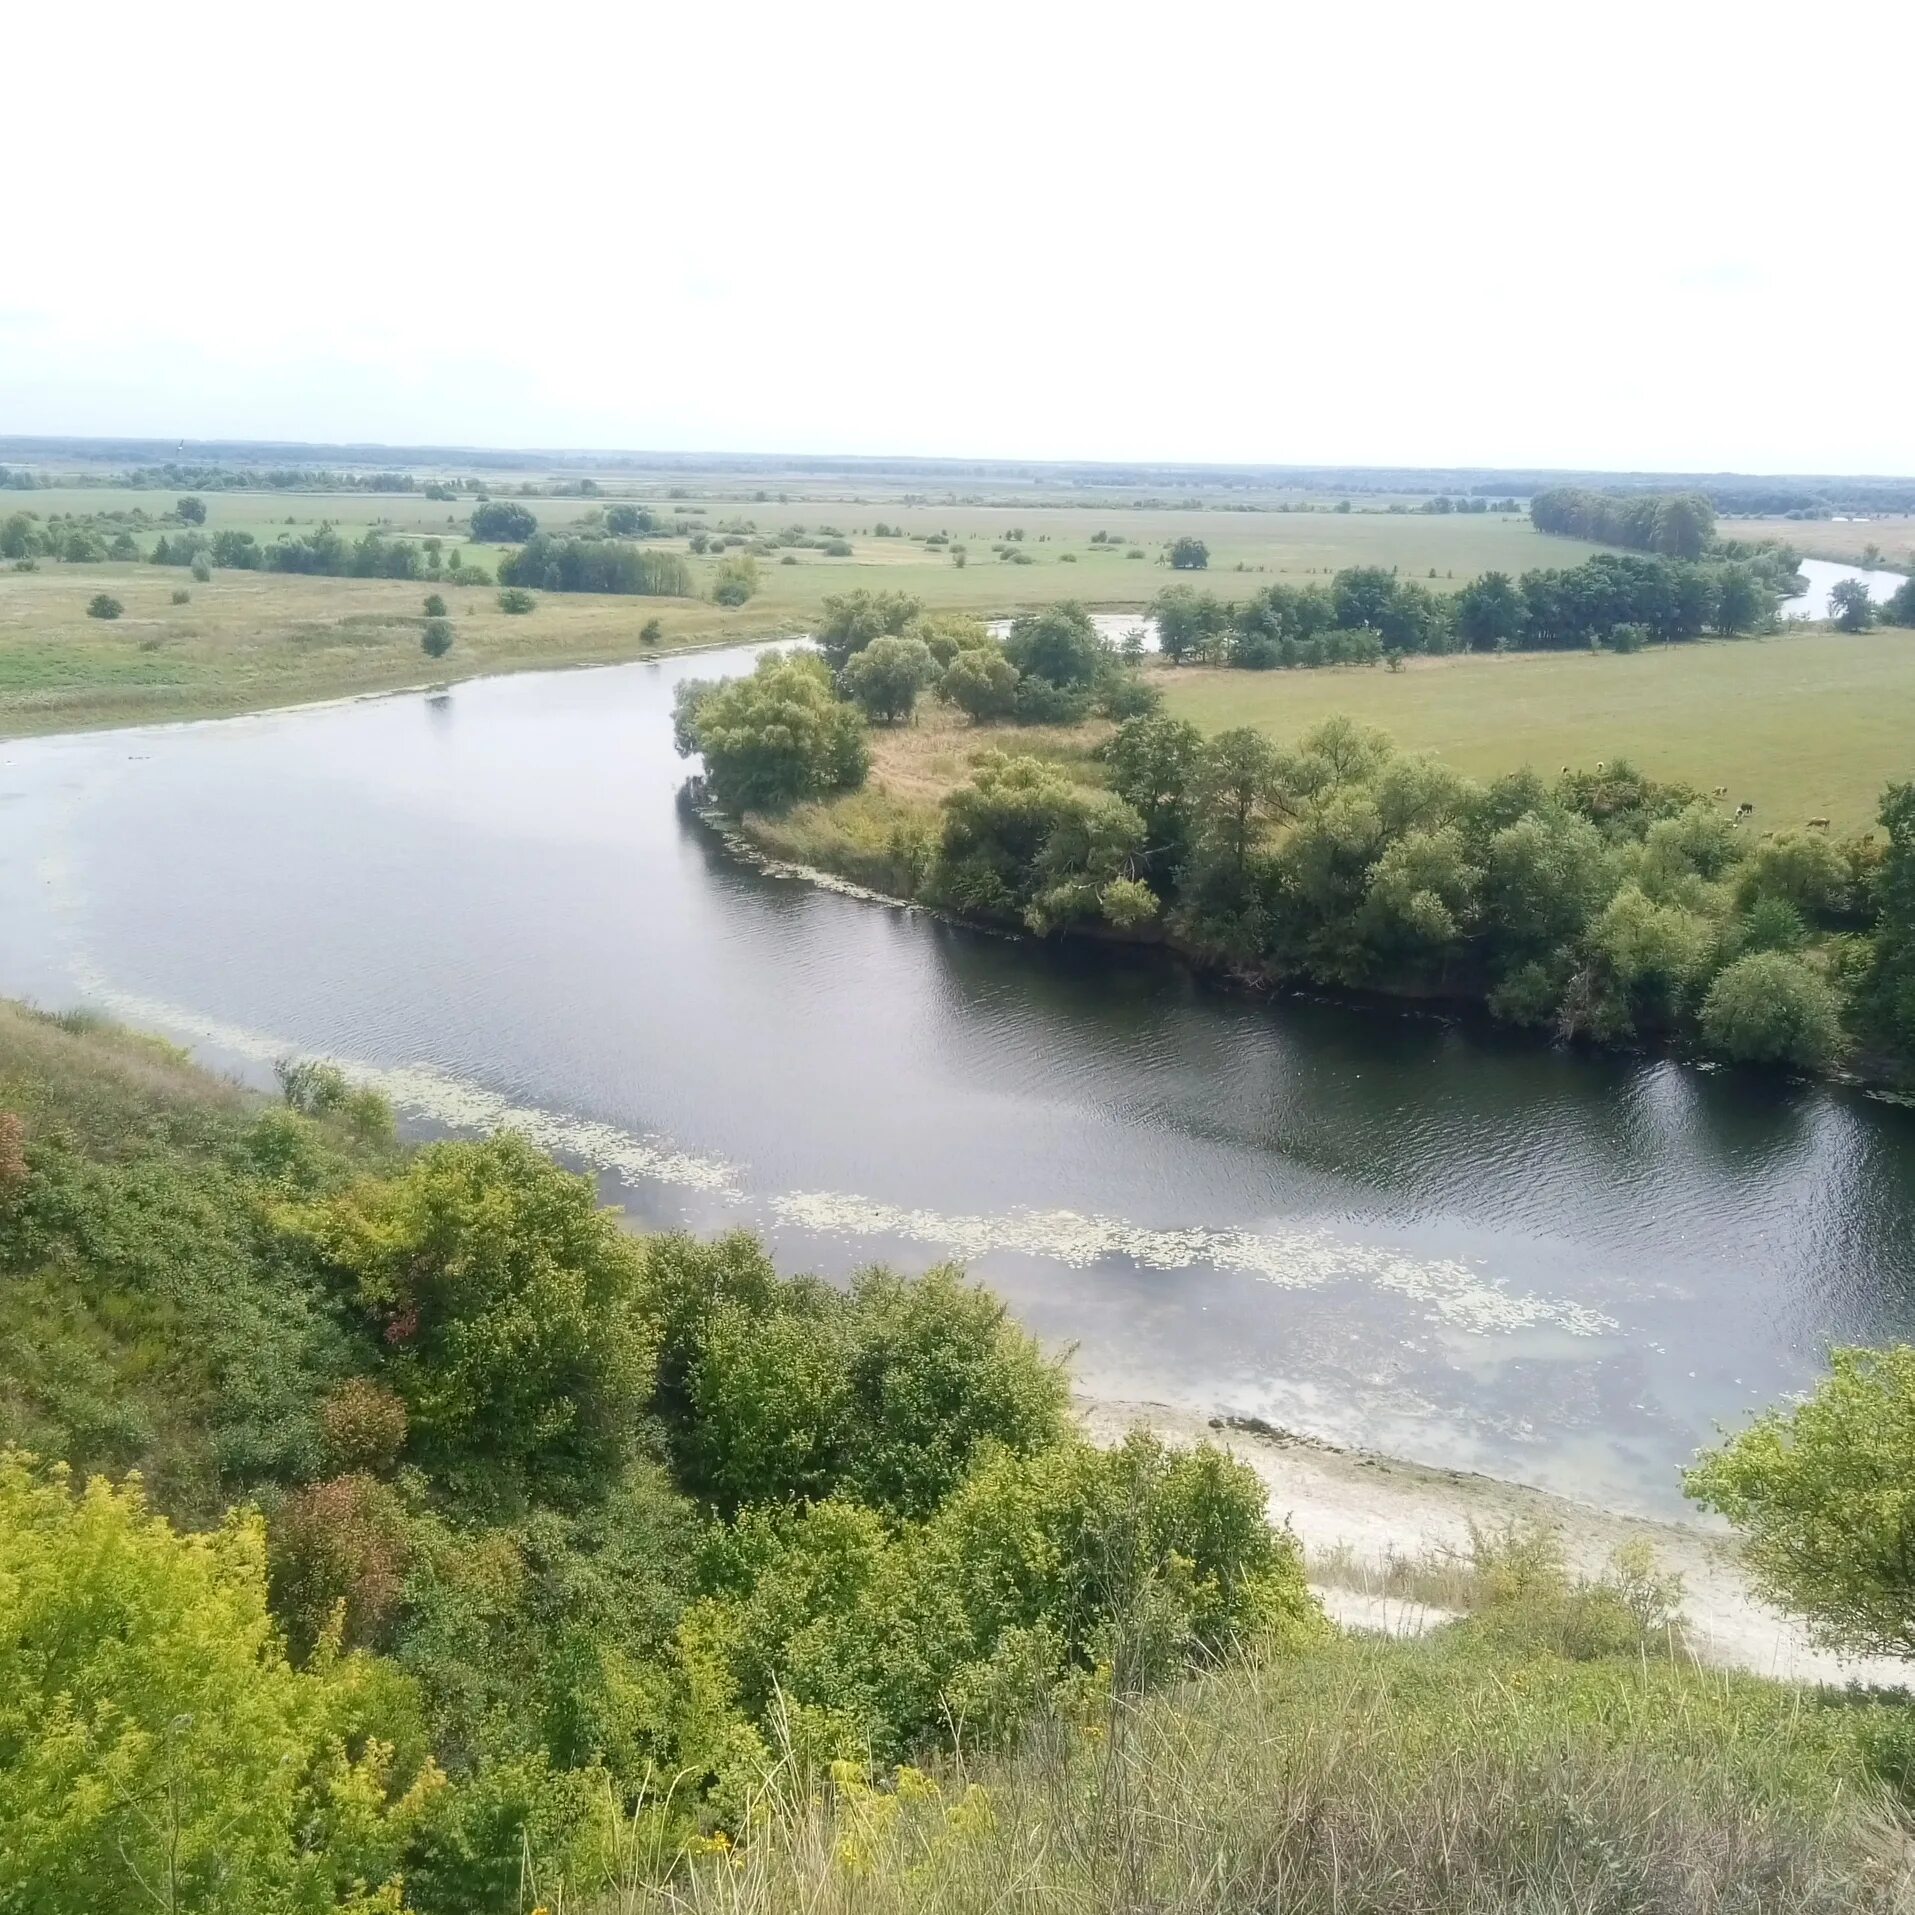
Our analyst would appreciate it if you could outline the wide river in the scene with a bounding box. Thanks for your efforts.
[3,644,1912,1516]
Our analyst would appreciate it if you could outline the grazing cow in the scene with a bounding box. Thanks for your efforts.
[1595,760,1607,772]
[1712,785,1729,797]
[1736,801,1754,816]
[1808,816,1830,830]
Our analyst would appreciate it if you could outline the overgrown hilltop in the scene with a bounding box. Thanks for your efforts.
[0,1005,1312,1913]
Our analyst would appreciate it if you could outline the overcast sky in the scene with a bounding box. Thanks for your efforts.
[6,2,1909,474]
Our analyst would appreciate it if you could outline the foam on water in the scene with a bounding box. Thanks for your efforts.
[68,968,1615,1341]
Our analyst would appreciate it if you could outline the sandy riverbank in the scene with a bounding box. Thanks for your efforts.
[1081,1394,1908,1690]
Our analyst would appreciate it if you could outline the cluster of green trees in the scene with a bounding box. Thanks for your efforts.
[0,1018,1309,1911]
[1153,549,1791,669]
[497,534,694,598]
[1829,575,1915,631]
[867,714,1915,1077]
[1530,486,1718,559]
[3,501,198,564]
[675,600,1158,812]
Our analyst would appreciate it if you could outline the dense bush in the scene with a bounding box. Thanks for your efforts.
[928,752,1152,934]
[1002,602,1110,689]
[0,1453,439,1915]
[469,500,537,542]
[675,649,869,812]
[84,593,121,620]
[1700,950,1845,1066]
[497,535,692,597]
[0,1006,1337,1912]
[843,632,937,723]
[291,1134,658,1496]
[888,711,1897,1072]
[497,586,536,614]
[711,553,760,607]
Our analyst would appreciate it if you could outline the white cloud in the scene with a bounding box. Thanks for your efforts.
[3,0,1908,471]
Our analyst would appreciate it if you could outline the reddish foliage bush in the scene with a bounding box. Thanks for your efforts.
[319,1376,409,1474]
[269,1472,410,1654]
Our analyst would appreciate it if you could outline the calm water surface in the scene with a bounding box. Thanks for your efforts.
[1781,557,1908,620]
[2,645,1911,1514]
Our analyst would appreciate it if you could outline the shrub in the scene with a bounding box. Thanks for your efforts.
[318,1376,409,1474]
[268,1470,411,1653]
[640,616,663,645]
[290,1134,657,1494]
[421,617,454,659]
[498,586,537,614]
[191,559,211,583]
[470,499,538,542]
[423,592,446,617]
[712,554,760,607]
[274,1057,395,1143]
[1689,1345,1915,1656]
[938,647,1021,721]
[816,589,924,671]
[0,1109,25,1197]
[170,587,190,604]
[1169,536,1210,570]
[675,649,869,813]
[85,593,122,620]
[843,633,938,723]
[1700,950,1845,1067]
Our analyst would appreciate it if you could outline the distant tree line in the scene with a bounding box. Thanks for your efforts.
[1151,549,1795,669]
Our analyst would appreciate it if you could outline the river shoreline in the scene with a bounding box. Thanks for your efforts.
[1088,1393,1910,1689]
[714,801,1914,1104]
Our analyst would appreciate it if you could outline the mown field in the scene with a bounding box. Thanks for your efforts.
[1159,628,1915,834]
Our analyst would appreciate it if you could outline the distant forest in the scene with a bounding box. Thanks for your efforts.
[2,438,1912,515]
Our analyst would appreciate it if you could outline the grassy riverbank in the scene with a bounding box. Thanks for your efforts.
[0,560,789,735]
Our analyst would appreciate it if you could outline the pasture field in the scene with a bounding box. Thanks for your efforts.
[1158,628,1915,834]
[0,561,753,735]
[1722,515,1915,571]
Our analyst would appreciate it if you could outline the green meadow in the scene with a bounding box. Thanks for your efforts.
[1158,627,1915,834]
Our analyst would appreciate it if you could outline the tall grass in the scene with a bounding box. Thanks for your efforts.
[578,1633,1915,1914]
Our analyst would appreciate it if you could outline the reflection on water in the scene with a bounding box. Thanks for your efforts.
[1,646,1911,1515]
